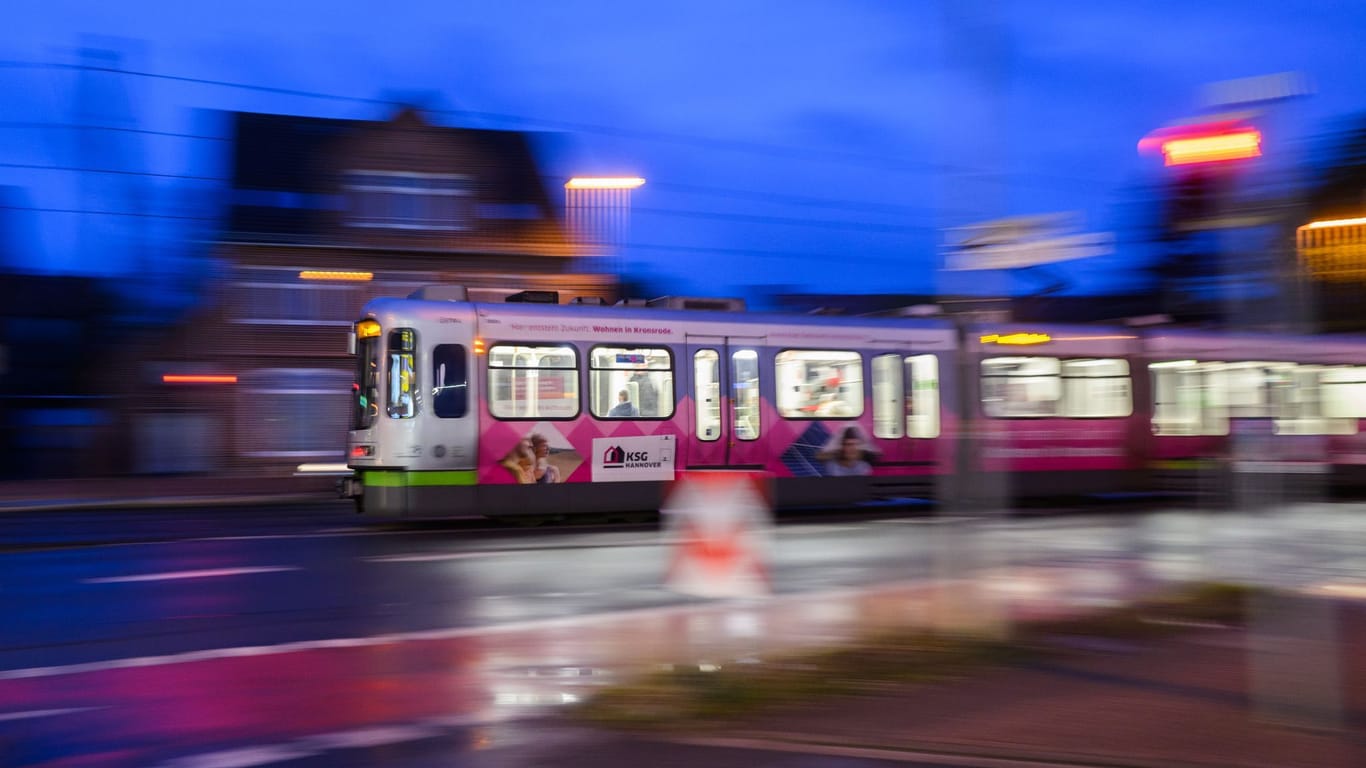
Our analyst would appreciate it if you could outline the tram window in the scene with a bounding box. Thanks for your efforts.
[431,344,468,419]
[386,328,417,419]
[1323,367,1366,420]
[1061,359,1132,418]
[732,349,761,440]
[872,354,903,438]
[487,344,579,420]
[694,350,721,441]
[1152,361,1230,436]
[589,346,674,419]
[1278,366,1358,435]
[982,357,1060,418]
[906,354,940,437]
[775,350,864,419]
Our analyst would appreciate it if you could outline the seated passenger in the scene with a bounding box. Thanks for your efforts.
[608,389,639,418]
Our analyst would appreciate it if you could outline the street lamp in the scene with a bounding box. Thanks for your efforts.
[564,177,646,287]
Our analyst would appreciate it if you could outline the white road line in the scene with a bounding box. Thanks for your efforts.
[0,707,98,722]
[365,539,663,563]
[84,566,299,584]
[670,735,1110,768]
[363,551,503,563]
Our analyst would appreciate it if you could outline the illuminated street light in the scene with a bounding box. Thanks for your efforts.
[1301,215,1366,230]
[1161,130,1261,165]
[565,177,646,189]
[1138,122,1262,166]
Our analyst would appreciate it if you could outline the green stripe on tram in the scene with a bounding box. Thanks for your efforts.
[362,470,479,487]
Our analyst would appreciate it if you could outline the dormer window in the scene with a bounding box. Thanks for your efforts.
[344,171,472,230]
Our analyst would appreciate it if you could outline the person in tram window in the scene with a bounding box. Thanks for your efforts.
[629,369,658,416]
[820,426,873,477]
[529,433,561,483]
[608,389,639,418]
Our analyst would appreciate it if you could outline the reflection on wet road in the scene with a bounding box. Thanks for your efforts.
[2,501,1364,765]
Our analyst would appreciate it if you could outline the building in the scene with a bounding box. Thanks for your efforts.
[130,107,619,477]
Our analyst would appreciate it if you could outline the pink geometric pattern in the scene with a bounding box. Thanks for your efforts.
[476,391,953,484]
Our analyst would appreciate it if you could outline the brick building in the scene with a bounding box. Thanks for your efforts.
[128,107,618,477]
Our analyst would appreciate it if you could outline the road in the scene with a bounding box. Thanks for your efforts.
[2,500,1364,766]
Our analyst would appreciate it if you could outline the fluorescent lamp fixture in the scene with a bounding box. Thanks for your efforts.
[565,177,646,189]
[1301,216,1366,230]
[1162,130,1261,165]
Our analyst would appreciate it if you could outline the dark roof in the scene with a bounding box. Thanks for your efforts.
[224,109,561,242]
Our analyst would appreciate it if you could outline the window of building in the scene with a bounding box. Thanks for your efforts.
[241,368,352,458]
[1061,359,1132,418]
[432,344,468,419]
[488,344,579,420]
[872,354,903,438]
[906,354,941,438]
[230,267,365,327]
[981,357,1061,418]
[732,349,761,440]
[589,346,673,419]
[695,350,721,441]
[344,171,472,231]
[775,350,864,419]
[387,328,417,419]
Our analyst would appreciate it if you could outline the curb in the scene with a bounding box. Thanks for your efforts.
[676,733,1261,768]
[0,493,346,514]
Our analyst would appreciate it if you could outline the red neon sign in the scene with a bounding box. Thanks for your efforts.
[162,374,238,384]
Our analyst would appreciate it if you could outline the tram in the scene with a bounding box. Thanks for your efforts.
[341,285,1366,517]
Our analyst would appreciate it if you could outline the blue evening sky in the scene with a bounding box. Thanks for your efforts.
[3,1,1366,303]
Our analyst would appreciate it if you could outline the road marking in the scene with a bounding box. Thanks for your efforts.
[364,539,663,563]
[364,551,503,563]
[0,707,98,722]
[84,566,299,584]
[670,735,1112,767]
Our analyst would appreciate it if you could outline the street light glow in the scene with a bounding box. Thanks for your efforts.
[1161,130,1262,165]
[565,177,646,189]
[1301,216,1366,230]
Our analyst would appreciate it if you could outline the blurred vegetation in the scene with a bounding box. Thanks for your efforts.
[574,581,1261,729]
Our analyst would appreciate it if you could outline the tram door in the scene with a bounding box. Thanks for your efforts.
[685,336,767,468]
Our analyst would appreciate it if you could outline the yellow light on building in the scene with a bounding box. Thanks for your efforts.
[299,270,374,281]
[1297,215,1366,283]
[564,177,646,190]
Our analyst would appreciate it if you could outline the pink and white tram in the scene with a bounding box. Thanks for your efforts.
[345,287,959,517]
[341,285,1366,518]
[1144,330,1366,492]
[960,325,1148,498]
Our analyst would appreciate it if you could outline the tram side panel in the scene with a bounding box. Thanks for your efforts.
[964,325,1146,500]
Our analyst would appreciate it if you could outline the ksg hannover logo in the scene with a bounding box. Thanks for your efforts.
[603,445,651,468]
